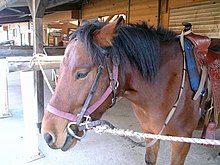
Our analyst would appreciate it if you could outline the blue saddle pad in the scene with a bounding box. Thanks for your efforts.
[184,38,201,92]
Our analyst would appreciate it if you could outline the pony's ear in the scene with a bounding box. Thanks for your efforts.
[93,16,124,47]
[80,19,90,26]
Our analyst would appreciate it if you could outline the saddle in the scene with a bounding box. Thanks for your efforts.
[183,23,220,144]
[185,33,211,65]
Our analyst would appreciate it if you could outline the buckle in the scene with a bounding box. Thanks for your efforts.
[84,115,92,122]
[110,80,119,90]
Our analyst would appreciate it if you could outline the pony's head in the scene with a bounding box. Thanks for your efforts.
[42,17,124,151]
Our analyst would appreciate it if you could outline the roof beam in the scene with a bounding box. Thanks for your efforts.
[0,6,30,16]
[0,6,31,24]
[47,0,81,9]
[27,0,49,18]
[0,0,17,11]
[36,0,49,18]
[46,3,81,12]
[0,9,18,17]
[26,0,32,15]
[0,16,31,24]
[7,7,24,14]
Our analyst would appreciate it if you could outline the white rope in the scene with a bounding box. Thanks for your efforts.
[30,53,55,95]
[94,125,220,146]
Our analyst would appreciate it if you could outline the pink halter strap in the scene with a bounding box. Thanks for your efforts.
[46,65,119,122]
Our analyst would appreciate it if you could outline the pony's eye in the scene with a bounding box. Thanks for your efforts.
[76,72,88,79]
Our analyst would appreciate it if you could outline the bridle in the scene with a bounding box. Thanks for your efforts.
[46,51,119,140]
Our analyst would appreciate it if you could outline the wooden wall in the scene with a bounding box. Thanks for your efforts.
[129,0,158,25]
[43,11,72,24]
[82,0,127,19]
[168,0,220,37]
[81,0,218,28]
[82,0,158,25]
[162,0,217,27]
[41,0,219,38]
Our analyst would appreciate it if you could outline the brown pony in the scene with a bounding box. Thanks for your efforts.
[42,17,220,164]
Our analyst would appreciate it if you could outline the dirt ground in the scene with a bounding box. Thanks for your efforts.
[0,71,220,165]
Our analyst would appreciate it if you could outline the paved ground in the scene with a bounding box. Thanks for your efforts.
[0,71,220,165]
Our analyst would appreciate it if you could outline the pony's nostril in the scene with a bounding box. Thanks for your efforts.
[44,133,54,145]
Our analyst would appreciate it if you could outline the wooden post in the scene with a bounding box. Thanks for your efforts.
[31,0,49,134]
[0,58,11,118]
[33,16,45,133]
[20,0,48,161]
[20,71,44,161]
[28,22,31,46]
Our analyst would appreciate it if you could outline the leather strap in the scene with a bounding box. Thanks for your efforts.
[193,66,207,100]
[46,65,119,122]
[46,104,78,121]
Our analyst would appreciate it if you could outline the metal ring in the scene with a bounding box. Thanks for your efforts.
[114,80,119,89]
[67,122,86,140]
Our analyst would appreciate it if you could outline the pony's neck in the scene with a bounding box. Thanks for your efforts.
[119,42,183,121]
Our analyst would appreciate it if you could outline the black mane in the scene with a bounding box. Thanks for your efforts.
[72,21,176,80]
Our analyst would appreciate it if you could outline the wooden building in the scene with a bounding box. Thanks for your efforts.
[81,0,220,37]
[1,0,220,44]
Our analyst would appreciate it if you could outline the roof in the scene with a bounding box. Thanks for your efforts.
[0,0,85,24]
